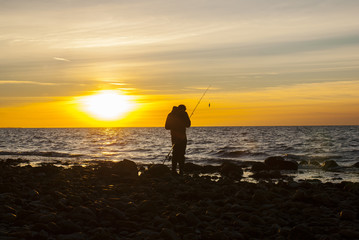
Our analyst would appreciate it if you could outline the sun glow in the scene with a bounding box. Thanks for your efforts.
[80,90,133,120]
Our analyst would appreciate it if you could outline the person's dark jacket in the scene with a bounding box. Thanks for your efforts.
[165,108,191,142]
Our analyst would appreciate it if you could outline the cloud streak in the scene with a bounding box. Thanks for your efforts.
[53,57,70,62]
[0,80,56,86]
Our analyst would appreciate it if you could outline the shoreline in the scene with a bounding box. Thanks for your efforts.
[1,159,359,240]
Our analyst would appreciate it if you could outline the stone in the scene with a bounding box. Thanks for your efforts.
[339,210,357,221]
[321,160,339,171]
[309,160,320,166]
[100,206,126,220]
[288,225,315,240]
[145,164,171,178]
[138,200,157,213]
[251,162,267,172]
[38,213,57,223]
[26,189,40,200]
[2,212,17,222]
[292,189,310,202]
[160,228,180,240]
[88,227,117,240]
[252,190,269,203]
[250,170,283,179]
[339,229,359,238]
[56,219,82,233]
[202,165,220,173]
[57,232,87,240]
[185,211,200,226]
[71,206,96,221]
[220,162,243,180]
[352,162,359,168]
[264,156,298,170]
[113,159,138,178]
[184,162,203,173]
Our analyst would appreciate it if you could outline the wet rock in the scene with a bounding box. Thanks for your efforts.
[264,156,298,170]
[145,164,171,178]
[113,159,138,178]
[220,162,243,180]
[322,160,339,171]
[352,162,359,168]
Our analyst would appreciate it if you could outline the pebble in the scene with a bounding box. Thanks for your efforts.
[339,209,357,221]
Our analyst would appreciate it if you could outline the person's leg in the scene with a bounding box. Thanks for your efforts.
[172,144,179,174]
[177,140,187,175]
[171,157,178,174]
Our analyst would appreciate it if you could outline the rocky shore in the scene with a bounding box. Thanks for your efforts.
[1,159,359,240]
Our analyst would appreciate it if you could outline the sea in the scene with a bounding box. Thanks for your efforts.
[0,126,358,182]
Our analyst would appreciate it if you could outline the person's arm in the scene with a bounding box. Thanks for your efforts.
[184,112,191,128]
[165,114,172,130]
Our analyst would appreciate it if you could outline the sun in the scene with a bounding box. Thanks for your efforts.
[80,90,133,120]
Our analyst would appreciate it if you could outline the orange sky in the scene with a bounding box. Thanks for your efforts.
[1,1,359,127]
[0,81,358,127]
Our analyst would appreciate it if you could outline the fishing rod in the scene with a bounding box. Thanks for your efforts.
[163,85,211,164]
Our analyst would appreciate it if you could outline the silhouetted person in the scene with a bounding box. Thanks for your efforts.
[165,104,191,175]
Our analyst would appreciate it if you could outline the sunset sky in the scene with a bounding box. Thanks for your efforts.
[1,0,359,127]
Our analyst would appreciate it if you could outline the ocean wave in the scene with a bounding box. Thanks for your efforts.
[0,151,83,158]
[214,150,266,158]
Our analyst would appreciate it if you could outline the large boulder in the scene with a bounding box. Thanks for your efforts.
[220,162,243,180]
[113,159,138,178]
[264,156,298,170]
[145,164,171,178]
[321,160,339,171]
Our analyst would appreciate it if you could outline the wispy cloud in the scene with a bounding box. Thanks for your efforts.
[53,57,70,62]
[0,80,56,86]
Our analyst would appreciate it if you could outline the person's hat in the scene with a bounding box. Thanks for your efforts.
[178,104,186,111]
